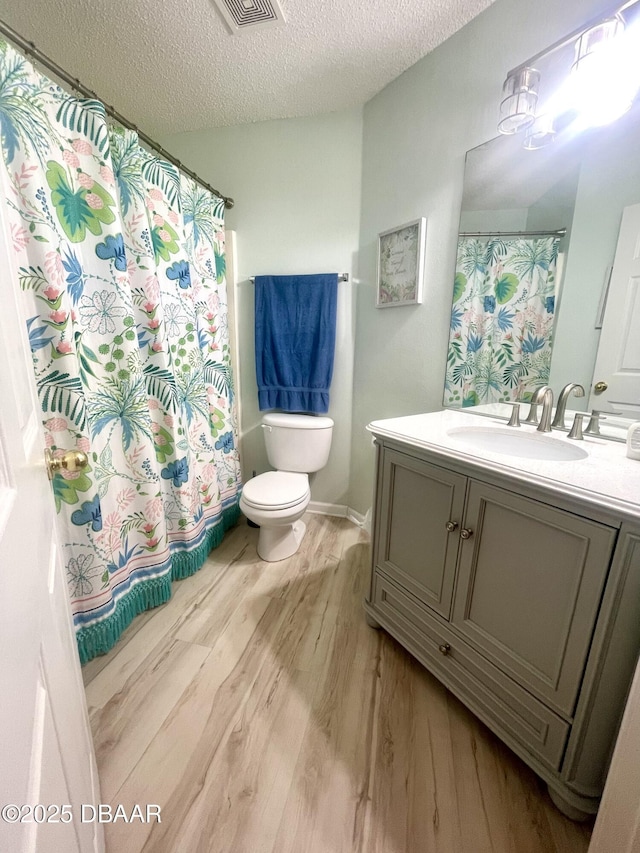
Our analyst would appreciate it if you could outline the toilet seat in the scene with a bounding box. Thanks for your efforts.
[241,471,309,511]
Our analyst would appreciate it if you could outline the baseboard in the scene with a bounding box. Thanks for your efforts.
[307,502,371,533]
[307,501,347,518]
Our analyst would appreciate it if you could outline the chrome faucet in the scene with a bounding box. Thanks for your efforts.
[524,385,551,425]
[536,388,554,433]
[551,383,585,430]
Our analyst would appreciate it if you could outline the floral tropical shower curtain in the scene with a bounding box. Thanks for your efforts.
[0,42,242,663]
[444,235,561,408]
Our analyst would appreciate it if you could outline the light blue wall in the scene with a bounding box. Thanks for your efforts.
[348,0,617,514]
[162,109,363,506]
[459,208,529,231]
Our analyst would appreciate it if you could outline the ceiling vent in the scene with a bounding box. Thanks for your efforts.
[214,0,286,34]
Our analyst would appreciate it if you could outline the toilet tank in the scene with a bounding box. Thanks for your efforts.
[262,413,334,473]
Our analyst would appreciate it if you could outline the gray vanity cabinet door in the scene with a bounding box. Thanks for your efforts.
[450,481,617,717]
[375,448,467,620]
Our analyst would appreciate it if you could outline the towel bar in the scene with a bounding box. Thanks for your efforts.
[249,273,349,283]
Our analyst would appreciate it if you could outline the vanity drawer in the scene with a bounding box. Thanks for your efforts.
[370,571,570,772]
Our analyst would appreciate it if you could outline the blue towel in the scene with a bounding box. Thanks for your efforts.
[254,274,338,414]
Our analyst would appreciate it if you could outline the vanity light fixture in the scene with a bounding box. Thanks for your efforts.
[569,16,640,128]
[523,112,557,149]
[497,67,540,134]
[572,16,624,75]
[497,0,640,142]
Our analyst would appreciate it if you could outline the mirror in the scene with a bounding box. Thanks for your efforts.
[444,97,640,440]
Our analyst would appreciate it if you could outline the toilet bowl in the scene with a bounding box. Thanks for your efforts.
[240,471,311,561]
[240,413,334,562]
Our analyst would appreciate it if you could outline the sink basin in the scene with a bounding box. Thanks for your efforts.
[447,426,589,461]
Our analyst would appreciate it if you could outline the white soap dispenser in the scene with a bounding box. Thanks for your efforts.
[627,422,640,460]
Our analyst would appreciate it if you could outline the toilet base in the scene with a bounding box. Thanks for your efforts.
[257,519,307,562]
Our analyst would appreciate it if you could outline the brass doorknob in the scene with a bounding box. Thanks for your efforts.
[438,643,451,656]
[45,448,89,480]
[594,381,608,394]
[445,521,458,532]
[460,528,473,539]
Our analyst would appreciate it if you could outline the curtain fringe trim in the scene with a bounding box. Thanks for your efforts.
[170,503,240,581]
[76,501,241,665]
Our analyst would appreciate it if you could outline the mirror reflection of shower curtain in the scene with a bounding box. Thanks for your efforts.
[444,235,561,408]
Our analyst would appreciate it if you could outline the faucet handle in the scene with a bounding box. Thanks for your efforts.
[567,413,585,440]
[584,410,608,436]
[584,409,620,436]
[506,402,521,427]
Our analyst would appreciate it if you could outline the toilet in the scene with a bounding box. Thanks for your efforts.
[240,412,334,562]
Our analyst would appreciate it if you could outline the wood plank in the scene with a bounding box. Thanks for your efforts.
[270,532,380,853]
[104,593,287,852]
[364,642,465,853]
[170,665,315,853]
[87,638,210,799]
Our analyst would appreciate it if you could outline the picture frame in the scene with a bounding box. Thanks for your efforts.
[376,217,426,308]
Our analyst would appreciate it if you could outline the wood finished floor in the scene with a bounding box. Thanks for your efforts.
[83,514,593,853]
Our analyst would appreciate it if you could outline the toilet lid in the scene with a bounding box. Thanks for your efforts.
[242,471,310,510]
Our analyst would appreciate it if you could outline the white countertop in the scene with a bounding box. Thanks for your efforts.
[367,410,640,522]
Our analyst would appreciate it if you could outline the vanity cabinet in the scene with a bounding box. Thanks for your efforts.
[366,437,640,819]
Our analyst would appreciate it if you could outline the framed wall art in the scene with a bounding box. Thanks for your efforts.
[376,217,426,308]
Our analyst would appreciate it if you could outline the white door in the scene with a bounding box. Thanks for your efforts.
[589,654,640,853]
[589,203,640,417]
[0,208,103,851]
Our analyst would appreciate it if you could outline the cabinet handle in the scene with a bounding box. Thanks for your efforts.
[445,521,458,532]
[438,643,451,656]
[460,528,473,539]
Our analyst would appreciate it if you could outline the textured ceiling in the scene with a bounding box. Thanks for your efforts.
[0,0,493,136]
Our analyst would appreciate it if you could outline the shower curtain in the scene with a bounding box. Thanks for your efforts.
[0,43,242,663]
[444,235,560,407]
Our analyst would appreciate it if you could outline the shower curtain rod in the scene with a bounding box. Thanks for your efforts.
[0,18,235,209]
[459,228,567,238]
[249,273,349,283]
